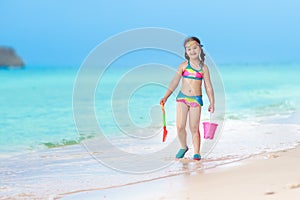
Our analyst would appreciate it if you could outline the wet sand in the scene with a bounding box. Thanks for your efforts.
[60,144,300,200]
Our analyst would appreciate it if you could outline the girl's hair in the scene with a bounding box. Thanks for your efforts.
[184,37,205,64]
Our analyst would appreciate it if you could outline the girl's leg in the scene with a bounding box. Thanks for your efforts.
[176,102,189,149]
[189,106,201,154]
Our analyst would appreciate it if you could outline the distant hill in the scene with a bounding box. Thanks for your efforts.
[0,47,25,68]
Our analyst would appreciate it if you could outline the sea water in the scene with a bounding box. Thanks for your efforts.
[0,67,78,156]
[1,62,300,198]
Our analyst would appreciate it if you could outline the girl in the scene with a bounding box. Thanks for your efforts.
[160,37,215,160]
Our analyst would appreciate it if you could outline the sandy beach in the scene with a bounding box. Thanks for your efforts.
[60,144,300,200]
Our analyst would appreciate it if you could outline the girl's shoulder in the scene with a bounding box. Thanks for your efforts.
[202,63,209,72]
[178,60,188,71]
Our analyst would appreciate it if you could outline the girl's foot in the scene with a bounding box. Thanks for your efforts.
[175,146,189,159]
[193,154,201,161]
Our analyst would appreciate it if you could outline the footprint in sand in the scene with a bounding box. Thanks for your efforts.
[267,154,279,159]
[264,191,275,195]
[287,183,300,189]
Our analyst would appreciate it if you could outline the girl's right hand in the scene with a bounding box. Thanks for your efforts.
[160,97,167,105]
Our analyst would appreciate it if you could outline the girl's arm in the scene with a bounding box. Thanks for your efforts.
[160,63,184,104]
[203,64,215,112]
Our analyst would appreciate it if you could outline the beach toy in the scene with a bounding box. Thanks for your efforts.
[203,112,218,139]
[160,102,168,142]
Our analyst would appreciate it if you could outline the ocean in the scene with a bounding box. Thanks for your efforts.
[1,62,300,198]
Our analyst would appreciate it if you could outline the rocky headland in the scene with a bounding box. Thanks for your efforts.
[0,47,25,68]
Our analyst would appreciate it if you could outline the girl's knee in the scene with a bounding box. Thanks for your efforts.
[177,124,186,133]
[189,125,199,134]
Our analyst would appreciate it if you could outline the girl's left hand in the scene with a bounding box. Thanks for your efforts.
[208,104,214,113]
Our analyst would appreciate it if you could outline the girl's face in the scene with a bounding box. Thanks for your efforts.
[185,41,201,60]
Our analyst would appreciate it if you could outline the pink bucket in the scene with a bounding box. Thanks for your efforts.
[203,122,218,139]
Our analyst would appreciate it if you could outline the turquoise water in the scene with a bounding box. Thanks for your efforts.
[0,67,78,155]
[220,63,300,118]
[1,63,300,157]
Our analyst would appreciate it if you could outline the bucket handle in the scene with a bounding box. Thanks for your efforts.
[208,111,218,126]
[209,111,213,123]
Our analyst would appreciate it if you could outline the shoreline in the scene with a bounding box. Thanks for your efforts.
[59,144,300,200]
[2,120,300,199]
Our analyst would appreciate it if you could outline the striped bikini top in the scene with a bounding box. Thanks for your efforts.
[182,61,203,80]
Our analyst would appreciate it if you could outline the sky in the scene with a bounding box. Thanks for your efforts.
[1,0,300,66]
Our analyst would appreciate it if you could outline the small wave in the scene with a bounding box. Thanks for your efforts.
[40,135,94,149]
[226,100,296,121]
[255,100,296,116]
